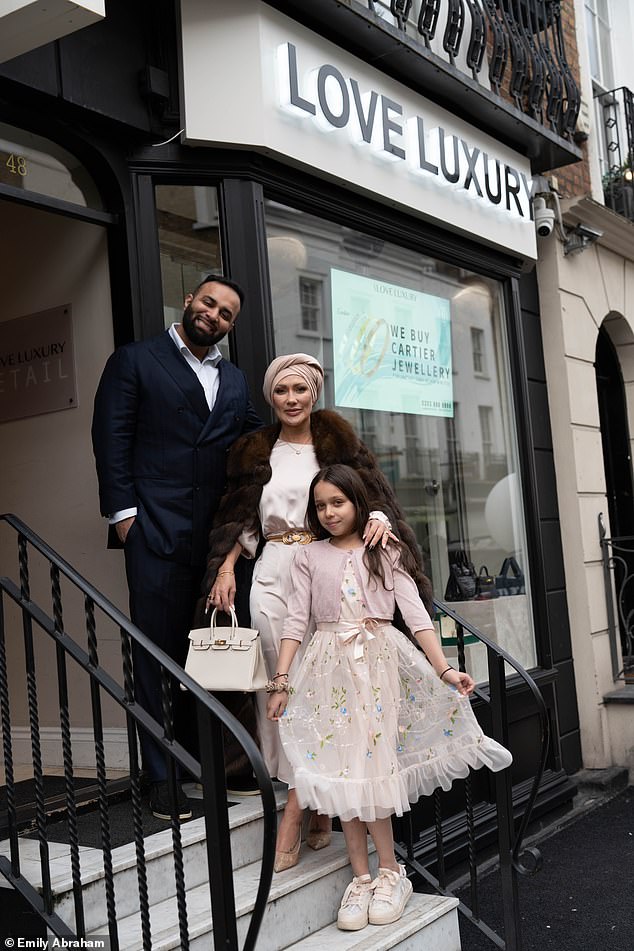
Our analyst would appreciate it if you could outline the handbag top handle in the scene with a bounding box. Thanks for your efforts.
[207,605,246,645]
[209,605,240,633]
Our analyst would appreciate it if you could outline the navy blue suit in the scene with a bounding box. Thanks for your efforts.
[92,330,261,779]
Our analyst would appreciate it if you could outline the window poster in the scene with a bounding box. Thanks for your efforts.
[331,269,453,417]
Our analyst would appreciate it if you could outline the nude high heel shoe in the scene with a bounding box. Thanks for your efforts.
[273,828,301,873]
[306,812,332,851]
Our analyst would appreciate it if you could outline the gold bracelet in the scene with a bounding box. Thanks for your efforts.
[217,570,235,576]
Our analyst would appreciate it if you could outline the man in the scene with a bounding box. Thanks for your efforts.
[92,275,262,819]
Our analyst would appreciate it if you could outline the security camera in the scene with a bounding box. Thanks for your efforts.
[572,223,603,242]
[533,196,555,237]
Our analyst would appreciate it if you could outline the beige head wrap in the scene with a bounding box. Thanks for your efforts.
[263,353,324,406]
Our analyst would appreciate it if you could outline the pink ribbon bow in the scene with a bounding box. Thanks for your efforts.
[337,619,379,661]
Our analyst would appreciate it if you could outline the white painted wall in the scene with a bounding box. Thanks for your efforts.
[537,238,634,770]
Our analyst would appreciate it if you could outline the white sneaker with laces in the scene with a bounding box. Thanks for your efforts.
[368,865,413,925]
[336,874,375,931]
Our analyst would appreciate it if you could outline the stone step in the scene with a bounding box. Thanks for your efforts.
[285,894,461,951]
[0,789,286,933]
[89,832,372,950]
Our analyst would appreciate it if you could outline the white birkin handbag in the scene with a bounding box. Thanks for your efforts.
[184,606,268,692]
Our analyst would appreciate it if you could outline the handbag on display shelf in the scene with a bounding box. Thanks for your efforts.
[495,556,525,597]
[475,565,499,600]
[444,549,478,602]
[184,606,267,692]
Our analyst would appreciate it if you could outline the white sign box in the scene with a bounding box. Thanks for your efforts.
[0,1,105,64]
[180,0,536,259]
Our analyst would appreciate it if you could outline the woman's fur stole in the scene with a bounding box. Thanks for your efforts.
[203,410,433,615]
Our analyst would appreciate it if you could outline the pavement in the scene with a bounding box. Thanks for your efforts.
[457,772,633,951]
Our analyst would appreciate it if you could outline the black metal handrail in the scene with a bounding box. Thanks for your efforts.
[395,595,549,951]
[0,511,550,950]
[598,513,634,681]
[0,513,277,950]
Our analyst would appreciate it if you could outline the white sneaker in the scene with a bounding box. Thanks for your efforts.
[368,865,413,925]
[336,874,374,931]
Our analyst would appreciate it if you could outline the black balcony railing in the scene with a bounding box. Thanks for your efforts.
[378,0,580,133]
[596,86,634,224]
[274,0,580,138]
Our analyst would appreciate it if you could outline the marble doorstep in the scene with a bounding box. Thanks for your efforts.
[286,894,461,951]
[0,790,283,888]
[90,832,375,951]
[0,838,106,890]
[0,790,287,932]
[78,789,286,932]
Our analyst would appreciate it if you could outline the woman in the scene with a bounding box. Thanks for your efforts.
[204,354,432,870]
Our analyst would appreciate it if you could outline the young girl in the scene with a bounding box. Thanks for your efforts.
[267,464,512,932]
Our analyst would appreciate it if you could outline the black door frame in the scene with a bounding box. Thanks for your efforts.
[128,143,579,813]
[129,147,552,669]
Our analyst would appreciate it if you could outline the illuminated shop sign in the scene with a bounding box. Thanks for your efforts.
[179,0,536,258]
[278,43,532,222]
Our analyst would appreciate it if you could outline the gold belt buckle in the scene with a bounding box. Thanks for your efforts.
[282,530,312,545]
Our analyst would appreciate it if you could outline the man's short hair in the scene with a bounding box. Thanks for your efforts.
[193,273,245,309]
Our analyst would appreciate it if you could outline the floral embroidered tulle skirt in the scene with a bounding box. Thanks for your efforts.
[279,621,513,823]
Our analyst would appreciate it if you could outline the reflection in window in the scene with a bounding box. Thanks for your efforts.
[264,199,536,674]
[479,405,494,465]
[471,327,486,374]
[299,276,322,331]
[445,403,460,452]
[359,409,378,455]
[155,185,225,349]
[0,122,102,208]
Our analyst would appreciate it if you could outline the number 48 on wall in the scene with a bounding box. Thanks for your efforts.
[5,153,27,175]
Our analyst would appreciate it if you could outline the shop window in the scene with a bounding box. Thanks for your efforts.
[154,185,224,348]
[0,121,102,208]
[471,327,486,375]
[264,199,536,674]
[299,276,322,332]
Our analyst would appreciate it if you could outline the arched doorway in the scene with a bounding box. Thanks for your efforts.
[595,318,634,664]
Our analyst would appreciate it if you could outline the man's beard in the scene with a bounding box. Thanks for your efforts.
[181,304,227,347]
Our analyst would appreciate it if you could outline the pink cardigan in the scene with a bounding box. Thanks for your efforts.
[282,540,434,643]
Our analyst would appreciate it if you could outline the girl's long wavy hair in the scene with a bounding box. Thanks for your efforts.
[306,464,391,590]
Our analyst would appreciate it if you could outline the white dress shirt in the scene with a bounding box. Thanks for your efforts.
[109,324,222,525]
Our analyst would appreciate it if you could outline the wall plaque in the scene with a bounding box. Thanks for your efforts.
[0,305,77,423]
